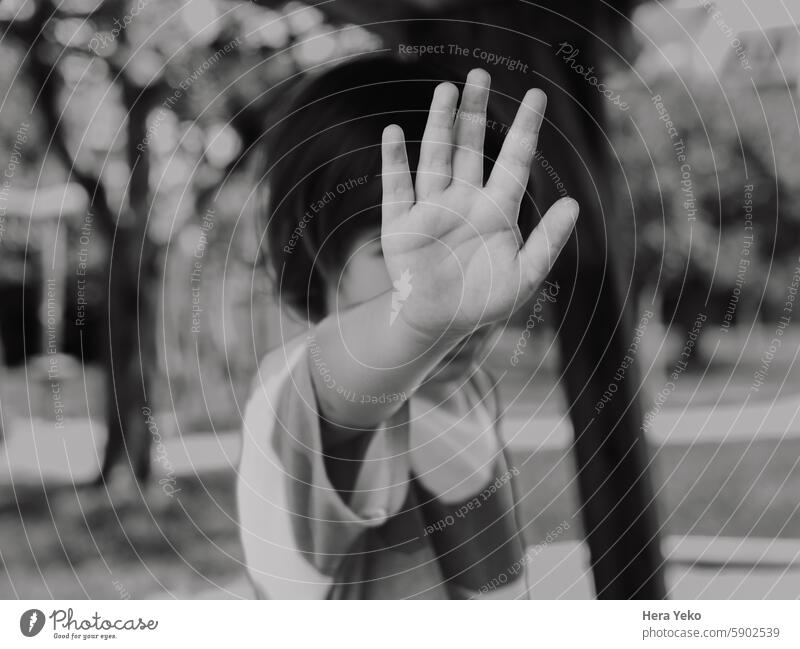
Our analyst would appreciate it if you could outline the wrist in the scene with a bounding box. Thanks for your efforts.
[394,301,473,356]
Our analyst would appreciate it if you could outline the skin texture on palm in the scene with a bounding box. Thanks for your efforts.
[380,68,579,339]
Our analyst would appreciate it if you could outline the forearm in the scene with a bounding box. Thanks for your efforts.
[308,290,459,430]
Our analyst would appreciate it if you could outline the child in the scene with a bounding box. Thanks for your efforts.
[237,56,578,599]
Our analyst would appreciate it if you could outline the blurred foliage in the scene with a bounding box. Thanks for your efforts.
[610,78,800,329]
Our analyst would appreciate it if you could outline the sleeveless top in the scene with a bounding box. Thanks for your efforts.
[236,335,529,599]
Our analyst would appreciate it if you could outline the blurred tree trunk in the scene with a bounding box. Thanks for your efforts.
[99,79,159,482]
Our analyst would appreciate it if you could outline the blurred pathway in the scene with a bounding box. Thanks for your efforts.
[2,390,799,485]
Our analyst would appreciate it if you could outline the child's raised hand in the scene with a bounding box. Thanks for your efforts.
[381,68,578,340]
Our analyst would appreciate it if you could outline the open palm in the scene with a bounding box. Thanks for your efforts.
[380,68,579,339]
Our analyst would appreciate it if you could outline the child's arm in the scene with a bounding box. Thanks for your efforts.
[310,68,579,432]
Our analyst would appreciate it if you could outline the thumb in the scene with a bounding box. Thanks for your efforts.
[517,197,579,289]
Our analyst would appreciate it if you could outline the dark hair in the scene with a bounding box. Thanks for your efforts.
[257,55,533,322]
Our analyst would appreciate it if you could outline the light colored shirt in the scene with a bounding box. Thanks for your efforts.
[237,335,529,599]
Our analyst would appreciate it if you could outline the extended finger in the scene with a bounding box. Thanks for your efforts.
[452,68,491,188]
[381,125,414,221]
[416,81,458,200]
[517,197,579,289]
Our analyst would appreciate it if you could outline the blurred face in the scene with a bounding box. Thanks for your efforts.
[328,227,495,382]
[331,228,391,309]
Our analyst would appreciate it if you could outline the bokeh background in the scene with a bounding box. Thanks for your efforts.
[1,0,799,598]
